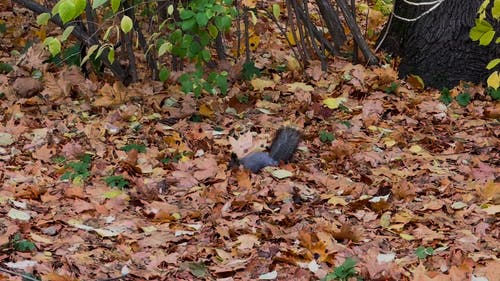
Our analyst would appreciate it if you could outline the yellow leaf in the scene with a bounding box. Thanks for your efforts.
[407,74,425,89]
[327,196,348,206]
[482,204,500,215]
[199,103,214,118]
[323,97,346,109]
[286,31,297,46]
[241,0,256,8]
[400,233,415,240]
[249,35,260,51]
[384,139,396,147]
[487,71,500,89]
[409,144,422,154]
[250,78,275,92]
[286,56,300,71]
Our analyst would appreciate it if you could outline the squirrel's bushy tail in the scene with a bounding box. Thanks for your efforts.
[269,127,301,163]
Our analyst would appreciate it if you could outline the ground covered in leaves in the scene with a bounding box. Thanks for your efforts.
[1,4,500,281]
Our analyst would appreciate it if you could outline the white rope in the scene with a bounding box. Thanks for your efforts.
[402,0,442,6]
[392,0,445,22]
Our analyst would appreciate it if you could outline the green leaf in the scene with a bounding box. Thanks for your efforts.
[181,18,196,31]
[439,87,452,105]
[108,47,115,63]
[242,60,260,80]
[480,30,495,46]
[416,246,434,259]
[0,63,14,74]
[46,37,62,56]
[36,12,51,25]
[272,4,280,19]
[13,239,36,252]
[111,0,121,13]
[486,58,500,70]
[120,15,133,33]
[319,130,335,144]
[104,175,129,189]
[215,15,231,30]
[120,143,147,153]
[73,0,86,15]
[179,10,195,20]
[92,0,108,9]
[328,257,358,280]
[487,86,500,100]
[61,25,75,41]
[469,19,493,41]
[195,12,209,27]
[493,0,500,19]
[59,0,77,24]
[159,68,170,82]
[456,92,471,107]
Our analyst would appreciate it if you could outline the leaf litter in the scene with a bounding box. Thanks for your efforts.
[0,13,498,281]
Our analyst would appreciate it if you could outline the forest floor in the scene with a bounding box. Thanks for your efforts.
[0,2,499,281]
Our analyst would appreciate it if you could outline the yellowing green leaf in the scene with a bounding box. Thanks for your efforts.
[158,42,170,57]
[61,25,74,41]
[120,15,133,33]
[487,71,500,89]
[36,13,51,25]
[81,44,99,65]
[45,37,61,56]
[103,189,122,199]
[480,30,495,46]
[400,233,415,241]
[272,4,280,19]
[486,58,500,70]
[323,97,346,109]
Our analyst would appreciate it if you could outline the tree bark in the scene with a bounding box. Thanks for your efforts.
[378,0,499,89]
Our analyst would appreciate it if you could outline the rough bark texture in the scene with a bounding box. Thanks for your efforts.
[379,0,499,89]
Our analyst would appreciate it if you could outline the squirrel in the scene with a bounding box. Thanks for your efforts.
[230,127,301,173]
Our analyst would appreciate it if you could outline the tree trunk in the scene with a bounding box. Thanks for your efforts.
[378,0,499,89]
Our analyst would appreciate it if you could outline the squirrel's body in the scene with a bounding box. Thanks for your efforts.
[234,127,301,173]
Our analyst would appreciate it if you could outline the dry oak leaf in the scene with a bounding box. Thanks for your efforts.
[21,43,49,70]
[236,234,260,250]
[32,144,55,162]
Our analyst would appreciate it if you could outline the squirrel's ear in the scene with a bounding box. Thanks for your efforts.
[228,153,240,170]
